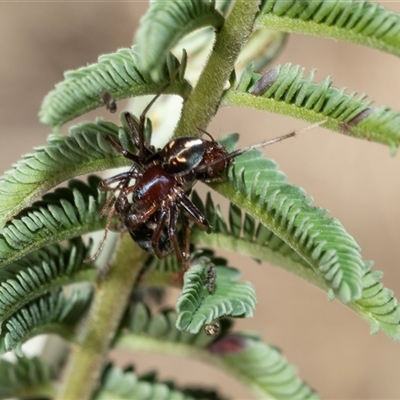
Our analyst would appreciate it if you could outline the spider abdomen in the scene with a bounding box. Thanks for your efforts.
[123,164,176,229]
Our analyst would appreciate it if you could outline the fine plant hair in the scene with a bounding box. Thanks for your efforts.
[1,1,400,399]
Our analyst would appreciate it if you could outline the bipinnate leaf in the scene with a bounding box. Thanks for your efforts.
[223,63,400,152]
[115,304,317,399]
[94,364,227,400]
[257,0,400,58]
[207,134,365,303]
[0,239,95,331]
[0,176,108,267]
[0,356,55,399]
[39,46,191,128]
[190,191,400,340]
[135,0,224,74]
[175,260,256,334]
[0,287,93,356]
[0,119,132,229]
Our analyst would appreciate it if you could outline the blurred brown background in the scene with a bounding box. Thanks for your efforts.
[1,2,400,399]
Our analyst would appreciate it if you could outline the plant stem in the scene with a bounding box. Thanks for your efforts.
[57,234,148,400]
[174,0,261,137]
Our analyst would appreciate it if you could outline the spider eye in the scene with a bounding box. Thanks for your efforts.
[161,137,206,174]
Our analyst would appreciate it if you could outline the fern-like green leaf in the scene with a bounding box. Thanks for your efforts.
[0,356,55,399]
[115,304,317,399]
[223,63,400,152]
[39,46,191,128]
[176,259,256,334]
[0,177,108,267]
[137,251,255,334]
[0,287,92,356]
[95,364,227,400]
[135,0,224,74]
[0,240,95,330]
[0,120,134,229]
[190,191,400,340]
[207,134,365,303]
[257,0,400,58]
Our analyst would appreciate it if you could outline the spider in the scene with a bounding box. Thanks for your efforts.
[93,90,322,266]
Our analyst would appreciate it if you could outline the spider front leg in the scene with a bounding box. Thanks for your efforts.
[148,201,190,267]
[98,170,135,192]
[124,113,154,161]
[105,136,142,164]
[149,208,176,260]
[178,191,212,233]
[98,166,139,216]
[168,203,190,267]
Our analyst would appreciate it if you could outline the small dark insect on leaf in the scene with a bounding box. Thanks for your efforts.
[204,321,221,336]
[88,83,325,266]
[340,107,374,133]
[205,263,216,294]
[207,334,246,354]
[250,66,279,96]
[102,90,117,113]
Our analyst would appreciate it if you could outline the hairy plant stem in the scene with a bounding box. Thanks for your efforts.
[58,233,148,400]
[174,0,261,137]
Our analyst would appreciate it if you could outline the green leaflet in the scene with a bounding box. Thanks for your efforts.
[0,356,55,399]
[118,302,217,349]
[94,364,226,400]
[223,63,400,152]
[207,134,365,303]
[349,262,400,340]
[135,0,224,74]
[39,46,191,128]
[0,288,93,356]
[257,0,400,58]
[0,240,95,331]
[0,177,108,267]
[0,120,132,229]
[176,260,256,334]
[115,304,318,399]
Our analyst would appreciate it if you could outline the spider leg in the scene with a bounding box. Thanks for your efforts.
[136,74,179,161]
[177,190,212,233]
[84,204,116,263]
[150,208,171,259]
[168,203,187,266]
[196,127,217,142]
[194,120,327,175]
[106,136,141,164]
[124,112,141,149]
[98,170,137,191]
[137,91,169,162]
[124,113,151,157]
[99,166,139,217]
[182,217,192,271]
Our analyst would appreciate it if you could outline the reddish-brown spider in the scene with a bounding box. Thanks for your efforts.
[93,90,321,266]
